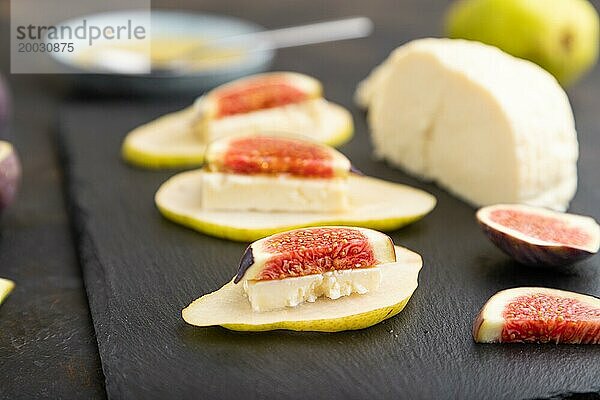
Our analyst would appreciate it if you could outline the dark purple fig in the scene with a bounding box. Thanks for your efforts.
[476,204,600,267]
[0,75,10,129]
[473,287,600,344]
[0,141,21,211]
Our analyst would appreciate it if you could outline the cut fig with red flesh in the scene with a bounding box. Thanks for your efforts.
[0,141,21,211]
[122,72,353,169]
[473,287,600,344]
[205,135,351,178]
[208,73,321,118]
[235,226,396,283]
[477,204,600,267]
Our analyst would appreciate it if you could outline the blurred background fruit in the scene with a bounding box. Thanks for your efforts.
[0,74,9,129]
[445,0,600,86]
[0,141,21,212]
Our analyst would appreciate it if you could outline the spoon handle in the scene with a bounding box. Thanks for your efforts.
[93,17,374,75]
[222,17,374,50]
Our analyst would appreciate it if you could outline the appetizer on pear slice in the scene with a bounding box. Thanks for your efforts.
[182,226,422,332]
[122,72,353,169]
[202,135,352,213]
[155,135,436,241]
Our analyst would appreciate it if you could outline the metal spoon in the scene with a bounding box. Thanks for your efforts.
[91,16,373,75]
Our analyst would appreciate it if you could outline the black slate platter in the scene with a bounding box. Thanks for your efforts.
[58,98,600,399]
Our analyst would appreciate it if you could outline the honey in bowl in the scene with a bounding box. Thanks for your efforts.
[75,37,245,73]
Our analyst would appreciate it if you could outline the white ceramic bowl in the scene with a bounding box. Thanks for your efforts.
[48,10,275,95]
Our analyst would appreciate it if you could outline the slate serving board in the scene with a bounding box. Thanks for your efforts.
[58,92,600,398]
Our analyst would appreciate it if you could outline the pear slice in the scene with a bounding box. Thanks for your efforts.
[122,106,207,169]
[0,277,14,306]
[155,170,436,242]
[122,102,353,170]
[182,245,421,332]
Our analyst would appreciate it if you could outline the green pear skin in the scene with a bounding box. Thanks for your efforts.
[446,0,600,86]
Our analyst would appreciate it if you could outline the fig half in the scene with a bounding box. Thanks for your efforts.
[477,204,600,267]
[197,72,322,120]
[205,134,351,178]
[0,141,21,212]
[473,287,600,344]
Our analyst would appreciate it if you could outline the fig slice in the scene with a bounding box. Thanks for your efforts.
[473,287,600,344]
[0,277,15,306]
[182,245,421,332]
[477,204,600,267]
[0,141,21,211]
[200,72,322,119]
[205,135,351,178]
[121,72,353,169]
[236,226,395,282]
[155,170,436,242]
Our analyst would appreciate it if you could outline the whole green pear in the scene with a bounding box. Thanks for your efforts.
[445,0,600,86]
